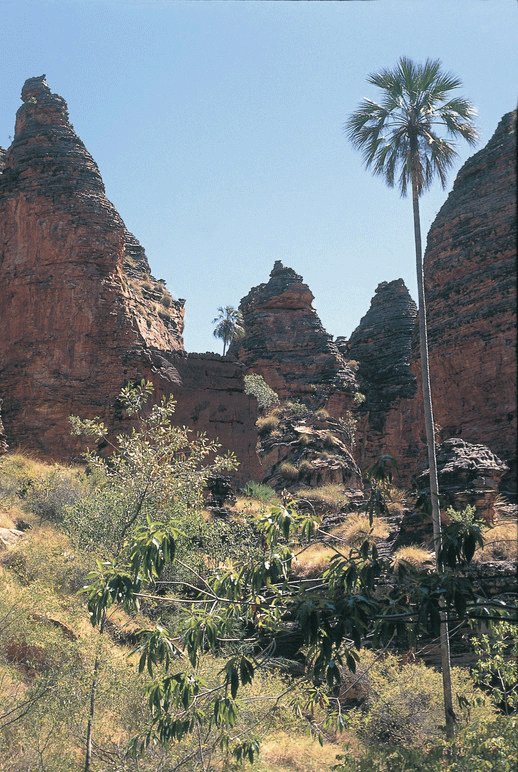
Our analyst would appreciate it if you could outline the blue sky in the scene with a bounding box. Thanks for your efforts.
[1,0,516,353]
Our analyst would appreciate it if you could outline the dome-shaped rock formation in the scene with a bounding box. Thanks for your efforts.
[229,260,358,405]
[0,77,261,478]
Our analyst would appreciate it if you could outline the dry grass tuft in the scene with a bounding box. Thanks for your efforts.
[257,731,343,772]
[391,545,434,572]
[474,521,517,562]
[330,513,389,547]
[297,484,349,510]
[292,543,336,578]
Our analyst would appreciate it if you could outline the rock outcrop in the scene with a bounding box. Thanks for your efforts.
[417,438,509,523]
[229,261,359,407]
[420,110,517,490]
[345,113,516,489]
[0,76,261,480]
[345,279,418,469]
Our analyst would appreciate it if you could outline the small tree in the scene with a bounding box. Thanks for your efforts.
[212,306,245,355]
[68,380,237,772]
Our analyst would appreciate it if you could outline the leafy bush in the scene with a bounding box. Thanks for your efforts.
[346,651,493,749]
[0,453,90,523]
[244,374,279,412]
[286,400,310,417]
[240,481,278,503]
[64,381,236,554]
[470,621,518,714]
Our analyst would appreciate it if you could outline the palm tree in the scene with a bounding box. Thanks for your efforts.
[212,305,245,355]
[346,56,477,738]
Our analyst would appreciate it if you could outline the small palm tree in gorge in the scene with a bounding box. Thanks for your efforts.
[346,56,478,738]
[212,305,245,355]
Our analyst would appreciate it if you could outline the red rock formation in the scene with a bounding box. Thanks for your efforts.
[0,76,261,480]
[420,110,517,490]
[345,113,516,490]
[417,438,509,524]
[345,279,418,471]
[229,260,359,410]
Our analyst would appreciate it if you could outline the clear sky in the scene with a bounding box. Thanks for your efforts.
[1,0,516,353]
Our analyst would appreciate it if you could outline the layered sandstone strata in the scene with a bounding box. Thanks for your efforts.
[0,77,260,478]
[345,113,516,488]
[229,261,358,406]
[345,279,418,469]
[419,110,517,489]
[417,438,509,524]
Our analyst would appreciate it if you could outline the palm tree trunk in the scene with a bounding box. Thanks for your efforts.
[411,171,455,739]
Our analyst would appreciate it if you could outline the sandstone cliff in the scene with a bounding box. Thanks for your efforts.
[419,110,517,489]
[0,77,261,479]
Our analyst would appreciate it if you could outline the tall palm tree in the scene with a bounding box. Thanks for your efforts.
[212,305,245,355]
[346,56,477,738]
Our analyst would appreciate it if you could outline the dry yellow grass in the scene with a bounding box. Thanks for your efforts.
[297,484,349,511]
[330,513,390,547]
[474,521,517,562]
[292,543,336,578]
[391,545,434,572]
[256,731,344,772]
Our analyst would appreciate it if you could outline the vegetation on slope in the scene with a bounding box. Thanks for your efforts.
[0,385,516,771]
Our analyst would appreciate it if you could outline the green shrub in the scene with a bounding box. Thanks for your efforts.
[244,374,280,412]
[286,401,310,417]
[0,454,90,523]
[240,481,278,503]
[346,651,493,750]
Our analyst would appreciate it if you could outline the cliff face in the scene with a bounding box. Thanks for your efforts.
[0,77,261,479]
[344,279,419,471]
[230,261,358,407]
[420,110,517,488]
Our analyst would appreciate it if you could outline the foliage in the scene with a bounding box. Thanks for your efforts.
[346,56,478,198]
[240,481,278,504]
[346,650,492,748]
[333,716,518,772]
[212,306,245,355]
[0,453,90,523]
[470,621,518,714]
[64,380,236,553]
[244,374,280,413]
[285,400,310,417]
